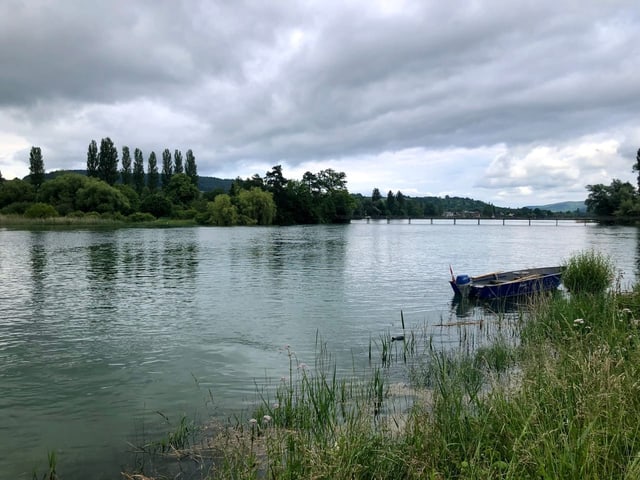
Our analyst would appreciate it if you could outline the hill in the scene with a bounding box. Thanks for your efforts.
[525,201,587,213]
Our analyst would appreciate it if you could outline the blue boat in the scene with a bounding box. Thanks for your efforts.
[450,266,563,299]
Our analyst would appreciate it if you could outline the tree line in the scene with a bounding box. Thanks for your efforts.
[0,142,355,226]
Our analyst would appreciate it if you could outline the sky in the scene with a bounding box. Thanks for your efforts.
[1,0,639,208]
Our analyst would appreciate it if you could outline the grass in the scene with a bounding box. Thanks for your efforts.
[0,213,197,228]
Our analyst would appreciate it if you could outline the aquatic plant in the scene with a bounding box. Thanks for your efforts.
[563,249,615,295]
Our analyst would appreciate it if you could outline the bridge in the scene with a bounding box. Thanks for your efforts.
[352,216,600,226]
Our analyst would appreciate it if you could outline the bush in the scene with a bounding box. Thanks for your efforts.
[127,212,156,222]
[24,202,58,218]
[1,201,32,214]
[562,249,615,295]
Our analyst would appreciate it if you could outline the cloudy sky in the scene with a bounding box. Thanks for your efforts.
[1,0,639,207]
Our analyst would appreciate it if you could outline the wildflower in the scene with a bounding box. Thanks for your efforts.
[273,402,280,409]
[573,318,585,326]
[298,362,308,370]
[249,418,258,425]
[262,415,272,424]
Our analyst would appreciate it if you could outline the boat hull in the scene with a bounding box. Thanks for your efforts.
[450,267,563,299]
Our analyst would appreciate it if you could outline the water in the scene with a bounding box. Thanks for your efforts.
[1,220,638,478]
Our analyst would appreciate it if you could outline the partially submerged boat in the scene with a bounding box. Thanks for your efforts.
[449,266,563,299]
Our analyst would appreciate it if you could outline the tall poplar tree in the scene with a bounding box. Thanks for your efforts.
[185,149,198,186]
[120,146,132,185]
[174,149,183,174]
[87,140,99,178]
[29,146,45,189]
[98,137,119,185]
[147,151,159,191]
[161,148,173,189]
[634,148,640,192]
[133,148,145,193]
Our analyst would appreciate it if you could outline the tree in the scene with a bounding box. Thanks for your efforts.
[166,173,200,206]
[147,151,159,191]
[132,148,145,193]
[140,192,172,217]
[37,173,89,215]
[87,140,99,178]
[29,146,45,189]
[76,178,131,214]
[386,190,396,214]
[174,150,183,174]
[372,188,382,202]
[634,148,640,192]
[198,194,238,226]
[98,137,119,185]
[0,178,35,209]
[185,149,198,186]
[586,180,636,216]
[0,169,4,183]
[121,146,132,185]
[161,148,173,189]
[237,187,276,225]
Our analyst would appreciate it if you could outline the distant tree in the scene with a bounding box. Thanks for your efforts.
[37,173,88,215]
[586,180,636,216]
[634,148,640,192]
[147,151,159,191]
[29,146,45,190]
[199,194,238,226]
[165,173,200,206]
[0,178,35,208]
[76,177,131,214]
[140,192,172,217]
[237,187,276,225]
[174,149,183,174]
[185,149,198,186]
[87,140,99,178]
[316,169,347,193]
[120,146,132,185]
[386,190,396,214]
[161,148,173,189]
[396,191,406,215]
[98,137,119,185]
[372,188,382,202]
[0,169,4,183]
[132,148,145,193]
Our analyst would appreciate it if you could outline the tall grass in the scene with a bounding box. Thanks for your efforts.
[563,249,615,295]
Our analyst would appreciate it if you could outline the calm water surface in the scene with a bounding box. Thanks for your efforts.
[1,221,638,478]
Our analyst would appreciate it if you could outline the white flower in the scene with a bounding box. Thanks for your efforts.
[262,415,272,424]
[573,318,585,326]
[273,402,280,409]
[249,418,258,425]
[298,363,308,370]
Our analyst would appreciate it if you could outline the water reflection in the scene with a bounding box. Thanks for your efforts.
[29,232,48,312]
[450,295,526,319]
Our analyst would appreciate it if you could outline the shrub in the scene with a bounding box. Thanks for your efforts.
[127,212,156,223]
[24,202,58,218]
[562,249,615,295]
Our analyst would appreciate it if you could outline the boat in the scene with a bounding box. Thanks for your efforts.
[449,266,563,299]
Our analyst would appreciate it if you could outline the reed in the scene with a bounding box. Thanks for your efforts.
[562,249,615,295]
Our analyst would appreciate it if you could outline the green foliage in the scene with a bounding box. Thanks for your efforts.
[127,212,156,222]
[165,173,200,207]
[120,146,132,185]
[184,149,198,186]
[139,192,173,218]
[87,140,98,178]
[237,187,276,225]
[132,148,145,193]
[147,151,159,191]
[29,146,45,189]
[586,180,636,216]
[76,178,131,214]
[197,194,238,226]
[0,178,35,208]
[97,137,119,185]
[161,148,173,189]
[37,173,88,215]
[173,149,183,174]
[24,202,58,218]
[563,249,615,295]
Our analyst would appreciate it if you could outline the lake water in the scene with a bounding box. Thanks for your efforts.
[1,220,638,478]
